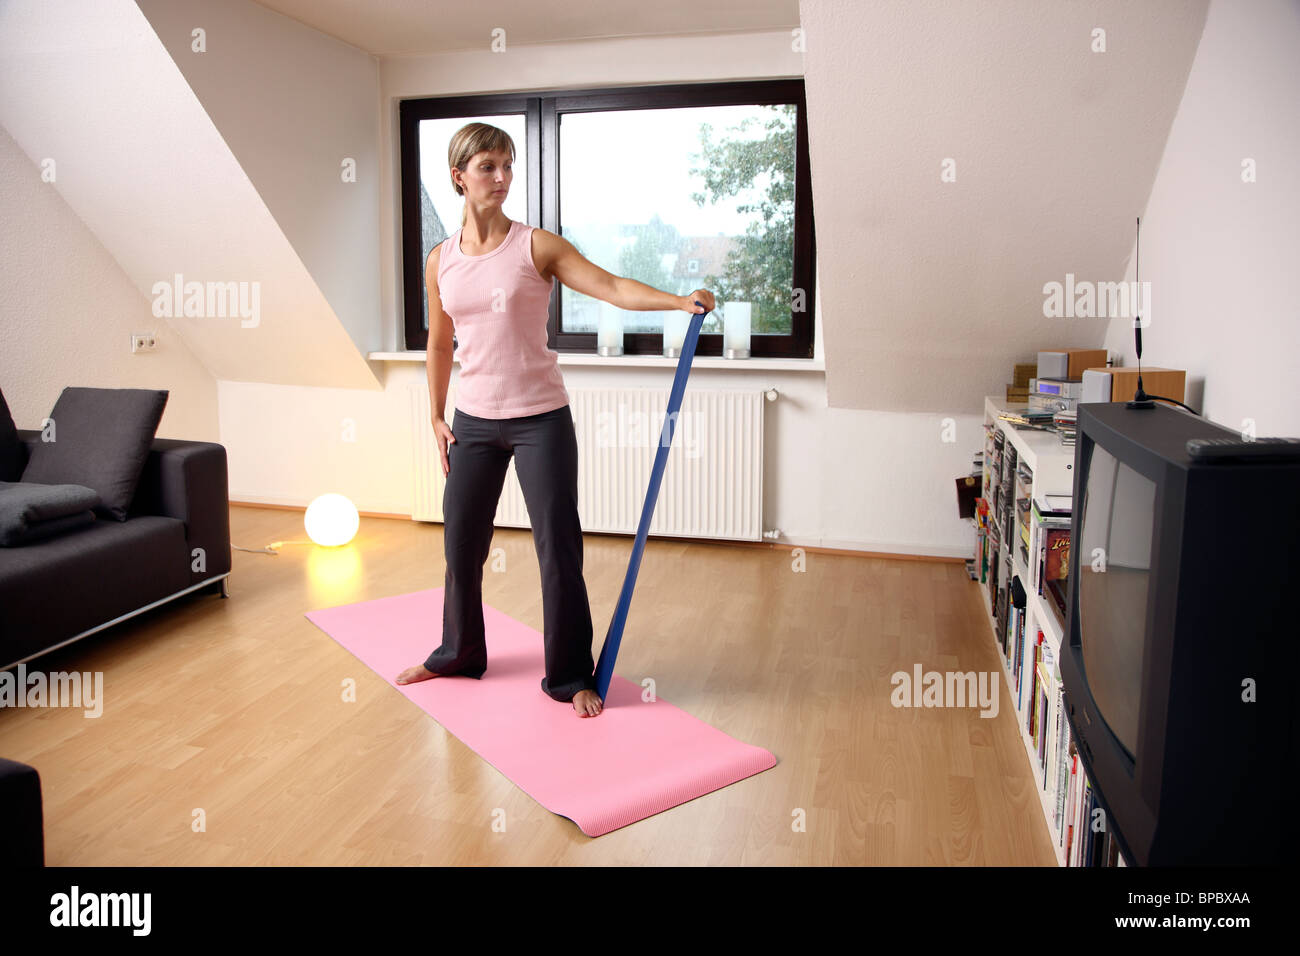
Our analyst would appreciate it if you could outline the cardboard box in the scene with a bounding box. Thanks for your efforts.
[1037,348,1109,381]
[1082,366,1186,404]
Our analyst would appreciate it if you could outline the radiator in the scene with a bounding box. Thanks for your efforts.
[409,385,764,541]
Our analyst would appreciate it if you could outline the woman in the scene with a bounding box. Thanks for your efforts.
[396,122,715,718]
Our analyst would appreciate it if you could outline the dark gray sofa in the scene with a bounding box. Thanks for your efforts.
[0,758,43,866]
[0,429,232,669]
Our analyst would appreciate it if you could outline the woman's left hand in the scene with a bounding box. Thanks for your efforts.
[682,289,716,314]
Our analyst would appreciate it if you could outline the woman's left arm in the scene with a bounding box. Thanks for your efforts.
[539,230,715,314]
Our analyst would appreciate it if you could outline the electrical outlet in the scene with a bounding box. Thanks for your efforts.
[131,332,157,353]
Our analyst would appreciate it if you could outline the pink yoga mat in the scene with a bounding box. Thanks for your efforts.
[304,587,776,836]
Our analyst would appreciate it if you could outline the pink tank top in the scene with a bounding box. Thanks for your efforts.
[436,219,570,419]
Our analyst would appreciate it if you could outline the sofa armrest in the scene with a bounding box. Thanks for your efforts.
[15,429,39,464]
[0,758,44,866]
[15,429,232,584]
[131,438,232,582]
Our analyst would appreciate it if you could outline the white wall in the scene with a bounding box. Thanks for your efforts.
[1102,0,1300,438]
[219,360,985,558]
[0,125,218,440]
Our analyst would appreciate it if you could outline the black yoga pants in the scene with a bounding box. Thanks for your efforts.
[423,404,597,702]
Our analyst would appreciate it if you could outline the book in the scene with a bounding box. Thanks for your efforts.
[1043,528,1070,582]
[1053,696,1070,842]
[1030,501,1070,594]
[1035,645,1057,780]
[1040,493,1072,514]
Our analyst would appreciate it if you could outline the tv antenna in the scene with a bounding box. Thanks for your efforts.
[1125,216,1198,415]
[1126,217,1155,409]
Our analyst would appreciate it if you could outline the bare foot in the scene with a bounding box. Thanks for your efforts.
[395,664,441,685]
[573,689,603,717]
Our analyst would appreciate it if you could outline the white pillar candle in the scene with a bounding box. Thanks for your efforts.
[597,301,623,352]
[723,302,751,353]
[663,311,688,351]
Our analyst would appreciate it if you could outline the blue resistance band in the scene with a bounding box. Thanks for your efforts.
[593,302,709,702]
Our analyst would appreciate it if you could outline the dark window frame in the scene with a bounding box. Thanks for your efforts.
[399,79,815,358]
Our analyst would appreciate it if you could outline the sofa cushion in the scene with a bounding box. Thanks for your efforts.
[0,481,102,547]
[20,387,168,521]
[0,388,22,483]
[0,515,191,666]
[0,508,96,548]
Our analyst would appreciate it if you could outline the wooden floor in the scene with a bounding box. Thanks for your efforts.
[0,505,1058,865]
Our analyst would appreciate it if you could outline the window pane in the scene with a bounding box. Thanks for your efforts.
[558,103,796,338]
[417,114,528,331]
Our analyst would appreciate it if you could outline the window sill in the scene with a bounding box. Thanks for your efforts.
[369,351,825,372]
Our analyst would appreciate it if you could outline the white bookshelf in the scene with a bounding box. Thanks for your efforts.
[978,396,1078,866]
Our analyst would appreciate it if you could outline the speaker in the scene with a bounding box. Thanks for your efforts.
[1081,367,1186,404]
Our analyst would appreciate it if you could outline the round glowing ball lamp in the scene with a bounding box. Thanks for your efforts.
[304,493,359,547]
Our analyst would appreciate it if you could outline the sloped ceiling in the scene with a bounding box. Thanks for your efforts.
[0,0,380,389]
[248,0,803,56]
[136,0,385,371]
[800,0,1209,412]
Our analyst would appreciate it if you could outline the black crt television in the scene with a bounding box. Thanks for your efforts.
[1060,401,1299,866]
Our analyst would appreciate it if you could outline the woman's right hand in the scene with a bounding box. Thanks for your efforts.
[433,416,456,477]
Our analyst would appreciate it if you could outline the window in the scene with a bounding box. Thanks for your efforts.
[399,80,815,358]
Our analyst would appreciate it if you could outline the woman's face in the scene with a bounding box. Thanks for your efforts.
[458,149,513,203]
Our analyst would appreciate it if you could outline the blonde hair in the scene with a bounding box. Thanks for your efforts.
[448,122,516,227]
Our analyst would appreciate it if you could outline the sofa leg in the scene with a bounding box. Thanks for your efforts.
[219,575,230,598]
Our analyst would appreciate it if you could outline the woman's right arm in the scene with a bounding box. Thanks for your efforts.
[426,246,457,475]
